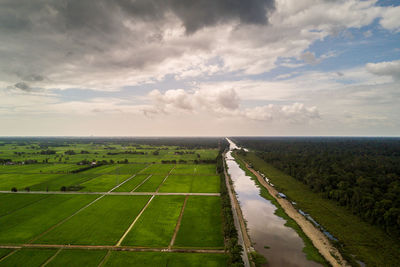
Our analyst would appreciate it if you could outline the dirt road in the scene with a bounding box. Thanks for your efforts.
[243,160,349,267]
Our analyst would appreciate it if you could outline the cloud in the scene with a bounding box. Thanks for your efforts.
[380,5,400,32]
[0,0,395,93]
[14,82,31,92]
[116,0,275,33]
[366,60,400,80]
[146,87,318,123]
[300,51,320,65]
[244,103,320,122]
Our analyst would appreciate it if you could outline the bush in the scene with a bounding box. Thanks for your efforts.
[11,187,17,192]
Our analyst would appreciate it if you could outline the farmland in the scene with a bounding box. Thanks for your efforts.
[0,138,229,266]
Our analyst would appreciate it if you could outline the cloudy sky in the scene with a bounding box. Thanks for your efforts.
[1,0,399,136]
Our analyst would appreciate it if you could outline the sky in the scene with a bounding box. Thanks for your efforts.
[0,0,399,136]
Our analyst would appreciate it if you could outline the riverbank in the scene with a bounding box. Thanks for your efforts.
[237,154,348,267]
[239,151,400,267]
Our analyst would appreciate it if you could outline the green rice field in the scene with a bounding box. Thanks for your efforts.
[0,141,226,266]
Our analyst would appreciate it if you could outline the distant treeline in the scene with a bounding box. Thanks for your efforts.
[0,137,226,149]
[234,137,400,237]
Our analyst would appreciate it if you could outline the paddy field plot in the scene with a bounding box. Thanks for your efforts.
[121,195,185,247]
[0,194,97,244]
[35,195,150,245]
[134,174,167,192]
[0,164,82,174]
[113,164,148,174]
[46,249,108,267]
[79,174,131,192]
[0,248,57,267]
[174,196,224,248]
[171,164,216,175]
[112,174,150,192]
[0,193,49,216]
[104,251,227,267]
[158,174,220,193]
[141,164,174,174]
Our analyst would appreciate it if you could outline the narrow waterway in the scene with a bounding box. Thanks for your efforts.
[225,139,322,267]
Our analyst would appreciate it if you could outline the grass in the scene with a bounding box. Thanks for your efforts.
[0,174,60,191]
[142,164,174,174]
[46,249,108,267]
[104,251,227,267]
[134,174,166,192]
[29,173,100,191]
[158,174,220,193]
[0,249,12,260]
[112,174,150,192]
[122,195,185,247]
[0,164,81,174]
[0,194,98,244]
[79,174,131,192]
[114,164,147,174]
[241,151,400,267]
[35,195,150,245]
[0,194,49,217]
[158,174,193,192]
[233,152,329,266]
[0,248,57,266]
[174,196,224,248]
[191,175,220,193]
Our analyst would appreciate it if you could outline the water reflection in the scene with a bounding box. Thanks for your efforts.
[225,142,321,267]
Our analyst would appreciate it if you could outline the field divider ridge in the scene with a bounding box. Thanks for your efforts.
[0,191,220,196]
[130,174,152,192]
[0,248,20,263]
[109,164,151,192]
[40,247,63,267]
[16,243,225,253]
[155,165,176,193]
[115,195,155,246]
[27,194,107,244]
[168,195,189,250]
[97,250,112,267]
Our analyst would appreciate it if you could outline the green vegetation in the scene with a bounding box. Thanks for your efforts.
[36,195,150,245]
[134,174,166,192]
[112,174,150,192]
[0,138,229,266]
[0,194,97,244]
[159,174,220,193]
[175,196,224,248]
[79,174,131,192]
[122,195,185,247]
[104,251,227,267]
[217,151,244,267]
[46,249,108,267]
[0,248,57,266]
[0,194,48,216]
[0,249,12,260]
[238,150,400,266]
[143,164,174,174]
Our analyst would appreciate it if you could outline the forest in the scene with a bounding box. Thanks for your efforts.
[234,137,400,237]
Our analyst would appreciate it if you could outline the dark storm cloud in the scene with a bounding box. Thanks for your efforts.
[116,0,275,33]
[14,82,32,92]
[0,0,275,34]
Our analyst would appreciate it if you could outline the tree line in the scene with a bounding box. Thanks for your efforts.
[235,137,400,237]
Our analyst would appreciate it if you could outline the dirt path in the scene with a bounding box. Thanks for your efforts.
[1,244,225,254]
[243,160,349,267]
[116,195,155,246]
[168,195,188,249]
[0,191,219,196]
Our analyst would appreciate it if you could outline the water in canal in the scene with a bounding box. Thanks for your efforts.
[225,140,322,267]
